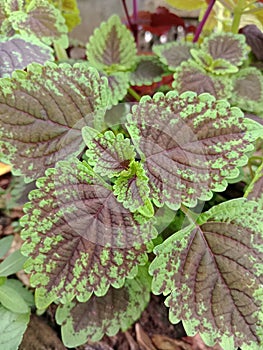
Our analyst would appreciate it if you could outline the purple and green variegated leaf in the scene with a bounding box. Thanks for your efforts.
[0,35,54,77]
[190,49,238,75]
[8,0,68,48]
[82,129,136,178]
[129,55,166,86]
[0,62,109,182]
[4,0,24,13]
[201,32,249,67]
[150,198,263,349]
[0,4,6,26]
[113,161,151,213]
[242,25,263,61]
[102,72,130,106]
[152,41,195,71]
[86,15,136,73]
[21,159,155,307]
[231,67,263,115]
[172,61,233,99]
[56,266,151,347]
[245,162,263,209]
[127,91,262,209]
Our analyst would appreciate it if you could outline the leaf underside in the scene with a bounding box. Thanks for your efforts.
[86,14,136,72]
[21,159,155,305]
[0,35,54,77]
[0,62,109,182]
[127,91,256,209]
[56,266,151,347]
[150,199,263,349]
[172,61,233,99]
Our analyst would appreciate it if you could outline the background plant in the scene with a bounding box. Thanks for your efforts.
[0,0,262,349]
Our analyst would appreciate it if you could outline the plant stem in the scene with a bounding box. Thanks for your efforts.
[122,0,133,31]
[231,0,246,34]
[128,87,141,101]
[53,42,68,60]
[180,204,199,224]
[243,160,263,198]
[193,0,216,43]
[133,0,138,22]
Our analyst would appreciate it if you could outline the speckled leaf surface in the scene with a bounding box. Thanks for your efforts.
[0,62,109,182]
[201,32,249,67]
[56,266,151,347]
[231,67,263,114]
[246,163,263,209]
[153,42,194,71]
[21,159,155,306]
[172,61,233,99]
[9,0,68,47]
[127,91,260,209]
[103,72,130,106]
[86,15,136,72]
[130,55,166,86]
[83,129,136,178]
[0,35,54,77]
[150,199,263,349]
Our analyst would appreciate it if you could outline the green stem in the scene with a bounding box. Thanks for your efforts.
[128,87,141,101]
[180,204,200,225]
[231,0,246,33]
[244,160,263,198]
[54,42,68,61]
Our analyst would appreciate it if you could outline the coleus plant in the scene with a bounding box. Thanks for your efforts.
[0,0,263,349]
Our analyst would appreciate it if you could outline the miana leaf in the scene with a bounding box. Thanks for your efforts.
[83,129,136,178]
[172,61,233,99]
[102,72,130,106]
[130,55,166,86]
[153,41,195,71]
[0,62,109,182]
[86,14,137,73]
[49,0,81,32]
[113,161,151,213]
[56,266,151,347]
[245,162,263,209]
[8,0,69,48]
[0,305,30,350]
[21,159,155,306]
[0,35,54,77]
[231,67,263,114]
[127,91,259,209]
[150,198,263,349]
[201,32,249,68]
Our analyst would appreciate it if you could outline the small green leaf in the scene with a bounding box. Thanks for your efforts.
[150,198,263,349]
[113,161,151,212]
[86,14,136,72]
[0,305,30,350]
[0,236,13,259]
[5,279,34,307]
[56,266,151,347]
[83,130,136,178]
[0,284,29,313]
[0,250,27,277]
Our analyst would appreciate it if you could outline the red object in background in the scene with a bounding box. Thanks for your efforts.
[130,74,174,99]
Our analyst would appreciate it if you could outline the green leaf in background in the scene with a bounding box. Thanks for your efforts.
[0,62,109,182]
[0,284,29,313]
[0,305,30,350]
[86,14,137,73]
[172,61,233,99]
[21,159,155,306]
[49,0,81,32]
[0,249,27,276]
[56,266,151,347]
[245,161,263,209]
[153,41,195,71]
[150,198,263,349]
[231,67,263,115]
[5,279,34,307]
[127,91,261,209]
[0,35,54,78]
[0,236,13,259]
